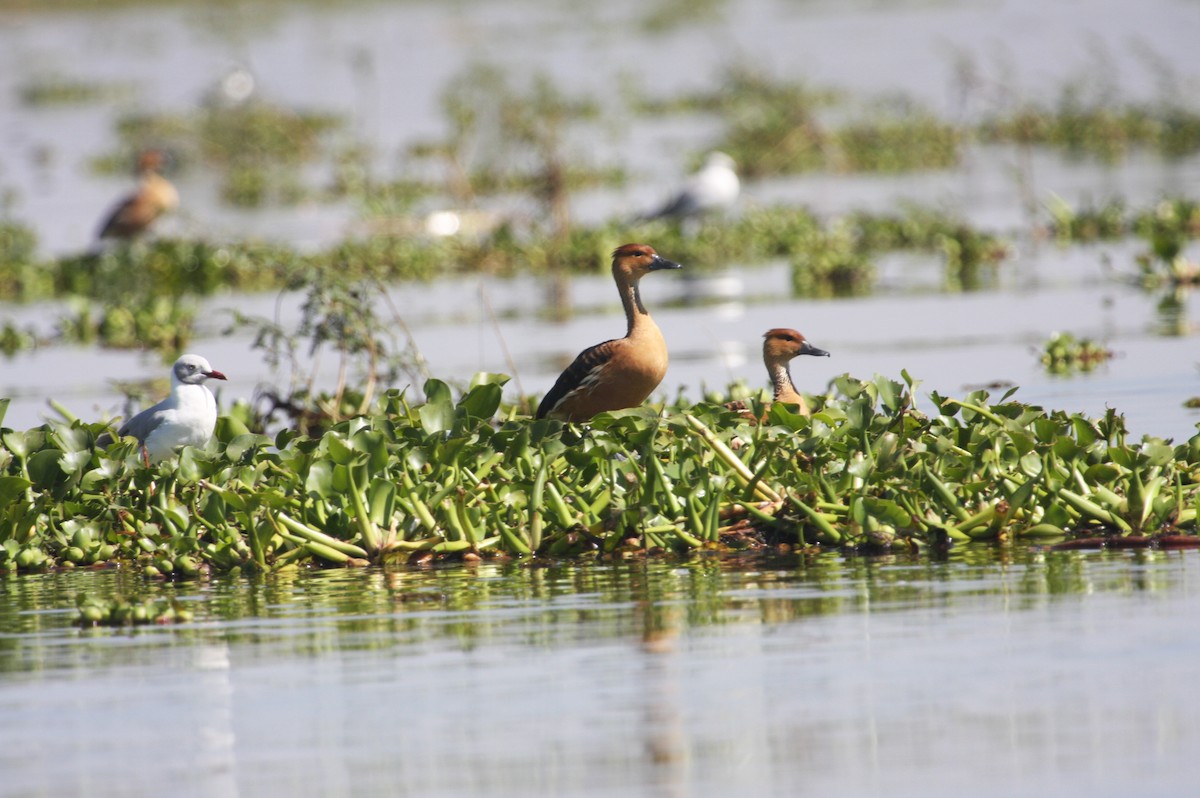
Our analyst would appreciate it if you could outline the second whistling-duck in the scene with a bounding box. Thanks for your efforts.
[96,149,179,241]
[536,244,682,422]
[729,328,829,417]
[96,354,227,463]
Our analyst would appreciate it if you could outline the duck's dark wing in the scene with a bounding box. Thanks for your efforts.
[536,338,620,420]
[97,193,154,240]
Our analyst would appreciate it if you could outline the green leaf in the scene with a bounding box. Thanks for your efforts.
[52,423,91,453]
[1052,436,1080,459]
[1019,451,1043,478]
[419,379,455,434]
[468,372,511,389]
[0,476,32,504]
[350,430,389,473]
[177,448,204,482]
[368,478,396,526]
[27,449,68,490]
[275,428,300,451]
[214,415,251,442]
[874,375,903,414]
[458,383,503,420]
[2,429,41,459]
[306,459,335,498]
[324,433,357,466]
[1084,463,1122,485]
[1139,440,1176,468]
[846,396,873,430]
[863,497,911,527]
[226,433,270,461]
[59,449,92,477]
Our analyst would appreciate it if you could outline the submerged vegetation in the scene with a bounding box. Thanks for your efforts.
[18,74,133,107]
[639,66,963,177]
[1038,332,1115,375]
[1,372,1197,577]
[978,91,1200,161]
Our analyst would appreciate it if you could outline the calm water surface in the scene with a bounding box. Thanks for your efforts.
[2,548,1198,797]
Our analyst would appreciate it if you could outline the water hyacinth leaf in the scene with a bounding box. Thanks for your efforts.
[846,395,873,430]
[27,450,68,490]
[209,413,250,444]
[1084,463,1123,484]
[850,496,867,527]
[350,429,388,473]
[305,458,335,498]
[874,375,903,414]
[863,497,910,528]
[1006,477,1036,511]
[420,379,455,434]
[0,397,7,427]
[1032,418,1060,444]
[459,382,503,420]
[1107,446,1134,470]
[59,448,92,477]
[177,448,203,482]
[331,463,353,494]
[834,375,866,400]
[202,493,228,525]
[1053,436,1081,459]
[0,476,31,504]
[430,436,466,467]
[275,428,300,451]
[368,478,396,526]
[765,401,809,430]
[324,433,357,466]
[227,433,271,462]
[2,429,41,460]
[51,423,91,452]
[161,505,190,532]
[1139,440,1177,468]
[468,372,511,389]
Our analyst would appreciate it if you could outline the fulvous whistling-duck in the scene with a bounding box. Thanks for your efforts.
[96,149,179,241]
[728,328,829,417]
[96,354,226,463]
[536,243,682,422]
[639,151,739,223]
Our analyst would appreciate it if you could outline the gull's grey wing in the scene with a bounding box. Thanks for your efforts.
[116,401,169,442]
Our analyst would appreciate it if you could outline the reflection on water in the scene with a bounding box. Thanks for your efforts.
[1,548,1198,796]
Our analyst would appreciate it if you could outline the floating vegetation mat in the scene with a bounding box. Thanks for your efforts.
[1,373,1197,575]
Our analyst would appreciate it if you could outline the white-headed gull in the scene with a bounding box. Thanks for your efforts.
[639,151,740,223]
[98,354,227,462]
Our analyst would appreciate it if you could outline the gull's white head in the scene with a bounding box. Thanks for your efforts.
[172,354,227,387]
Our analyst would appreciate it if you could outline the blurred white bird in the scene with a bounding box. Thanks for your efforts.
[638,151,740,223]
[97,354,227,463]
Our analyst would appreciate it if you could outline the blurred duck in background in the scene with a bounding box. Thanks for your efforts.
[95,149,179,243]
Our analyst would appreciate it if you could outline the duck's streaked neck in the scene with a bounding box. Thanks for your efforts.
[767,360,797,399]
[617,275,651,336]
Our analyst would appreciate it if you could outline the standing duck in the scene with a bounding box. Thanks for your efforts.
[536,244,682,422]
[729,328,829,417]
[96,149,179,241]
